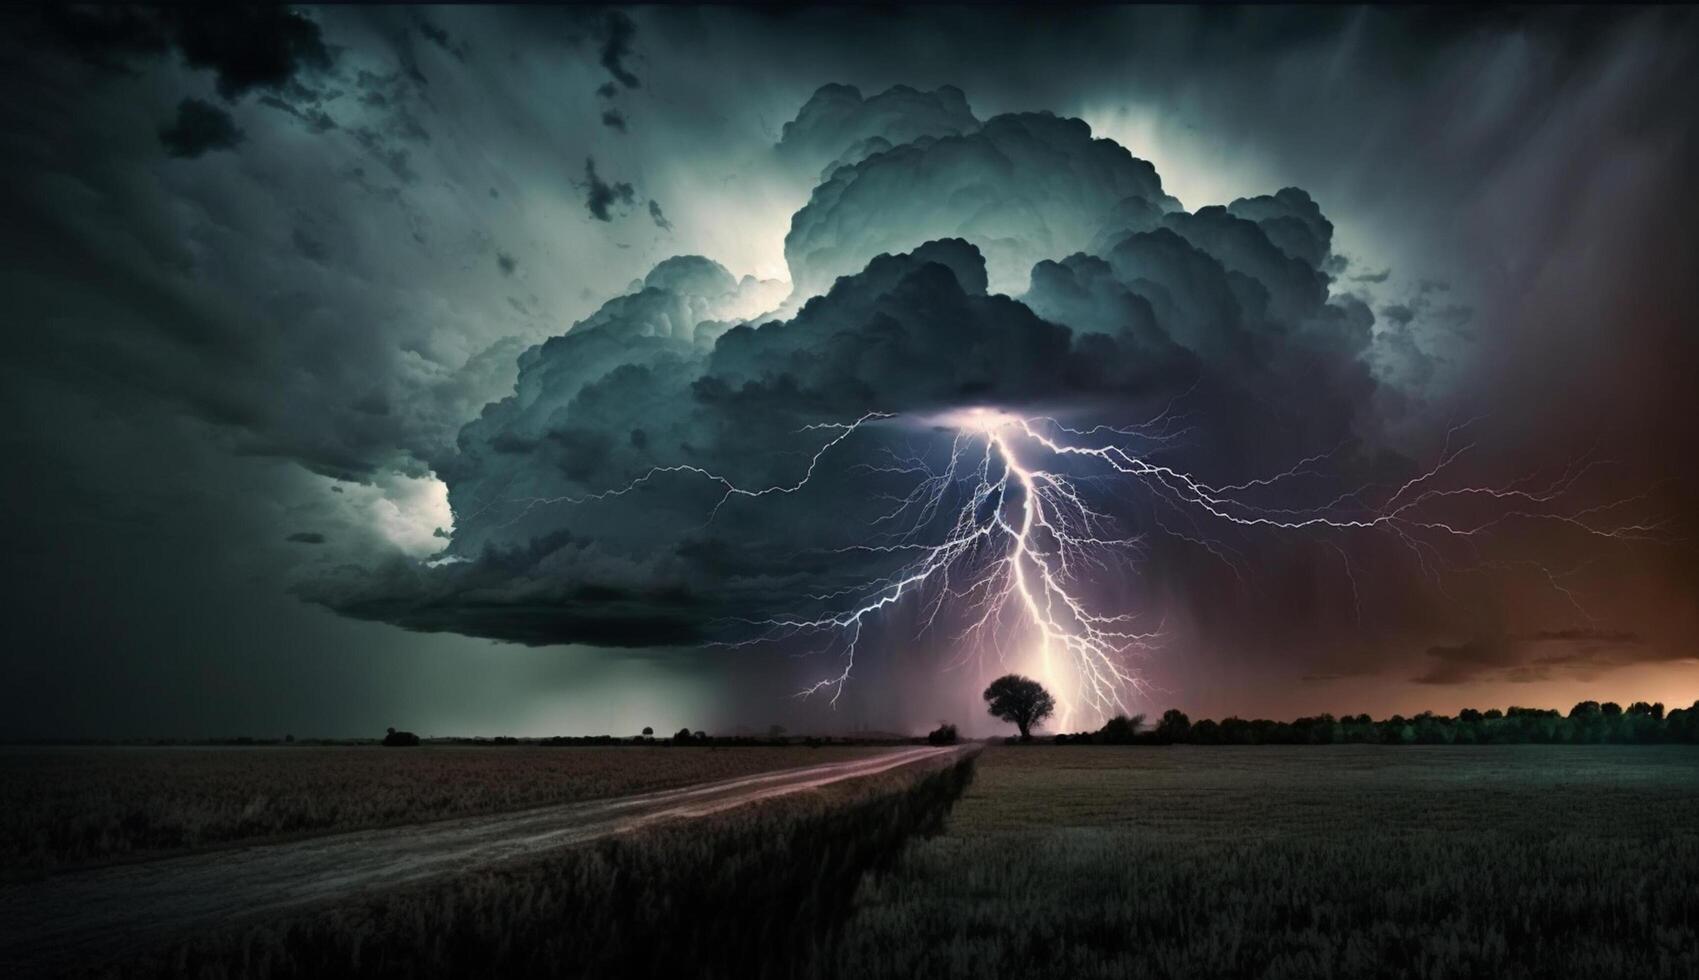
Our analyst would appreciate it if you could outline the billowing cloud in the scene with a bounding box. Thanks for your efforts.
[305,110,1407,671]
[777,83,980,182]
[784,111,1183,296]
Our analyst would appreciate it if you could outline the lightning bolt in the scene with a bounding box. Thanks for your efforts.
[483,406,1654,729]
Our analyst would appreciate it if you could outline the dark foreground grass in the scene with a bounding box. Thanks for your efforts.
[0,745,887,874]
[826,745,1699,980]
[99,750,977,980]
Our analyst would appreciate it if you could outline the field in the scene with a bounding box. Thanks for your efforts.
[12,743,1698,979]
[0,745,885,873]
[827,745,1699,979]
[105,751,979,979]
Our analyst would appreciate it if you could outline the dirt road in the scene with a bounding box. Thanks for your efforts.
[0,744,967,975]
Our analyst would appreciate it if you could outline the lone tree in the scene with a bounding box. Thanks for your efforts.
[983,674,1056,741]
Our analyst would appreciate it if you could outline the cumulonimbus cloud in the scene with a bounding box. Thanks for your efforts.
[303,89,1413,655]
[299,84,1646,720]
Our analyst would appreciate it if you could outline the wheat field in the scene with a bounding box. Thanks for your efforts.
[0,745,883,873]
[827,745,1699,979]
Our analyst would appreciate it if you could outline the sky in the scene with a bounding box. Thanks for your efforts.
[2,6,1696,738]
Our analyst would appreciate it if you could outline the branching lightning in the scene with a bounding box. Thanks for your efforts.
[491,405,1655,728]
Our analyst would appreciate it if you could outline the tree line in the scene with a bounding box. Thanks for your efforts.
[1053,699,1699,745]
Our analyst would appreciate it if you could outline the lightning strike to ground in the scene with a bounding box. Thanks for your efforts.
[487,407,1654,728]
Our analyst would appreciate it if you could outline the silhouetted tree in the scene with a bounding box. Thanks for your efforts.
[983,674,1055,741]
[1155,708,1191,743]
[927,723,959,746]
[642,726,654,736]
[1099,713,1146,744]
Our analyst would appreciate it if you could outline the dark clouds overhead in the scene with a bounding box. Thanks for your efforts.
[43,5,332,100]
[158,97,245,157]
[649,199,674,232]
[583,157,636,221]
[2,5,1696,737]
[1412,630,1684,687]
[598,10,641,90]
[307,114,1398,667]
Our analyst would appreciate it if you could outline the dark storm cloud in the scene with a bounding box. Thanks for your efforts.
[497,252,518,277]
[158,98,245,158]
[583,157,635,221]
[41,5,332,100]
[307,99,1399,652]
[1413,630,1676,686]
[0,6,543,496]
[649,199,674,232]
[1380,304,1416,327]
[599,10,641,90]
[416,18,467,63]
[173,7,333,99]
[302,49,1688,722]
[287,532,327,545]
[601,109,627,132]
[257,94,337,134]
[1412,638,1520,686]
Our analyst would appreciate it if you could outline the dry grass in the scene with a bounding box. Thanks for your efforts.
[828,745,1699,980]
[0,745,884,872]
[116,752,979,980]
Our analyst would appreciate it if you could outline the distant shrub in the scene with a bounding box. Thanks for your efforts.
[381,728,420,747]
[1153,709,1190,743]
[927,724,959,746]
[1098,713,1145,744]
